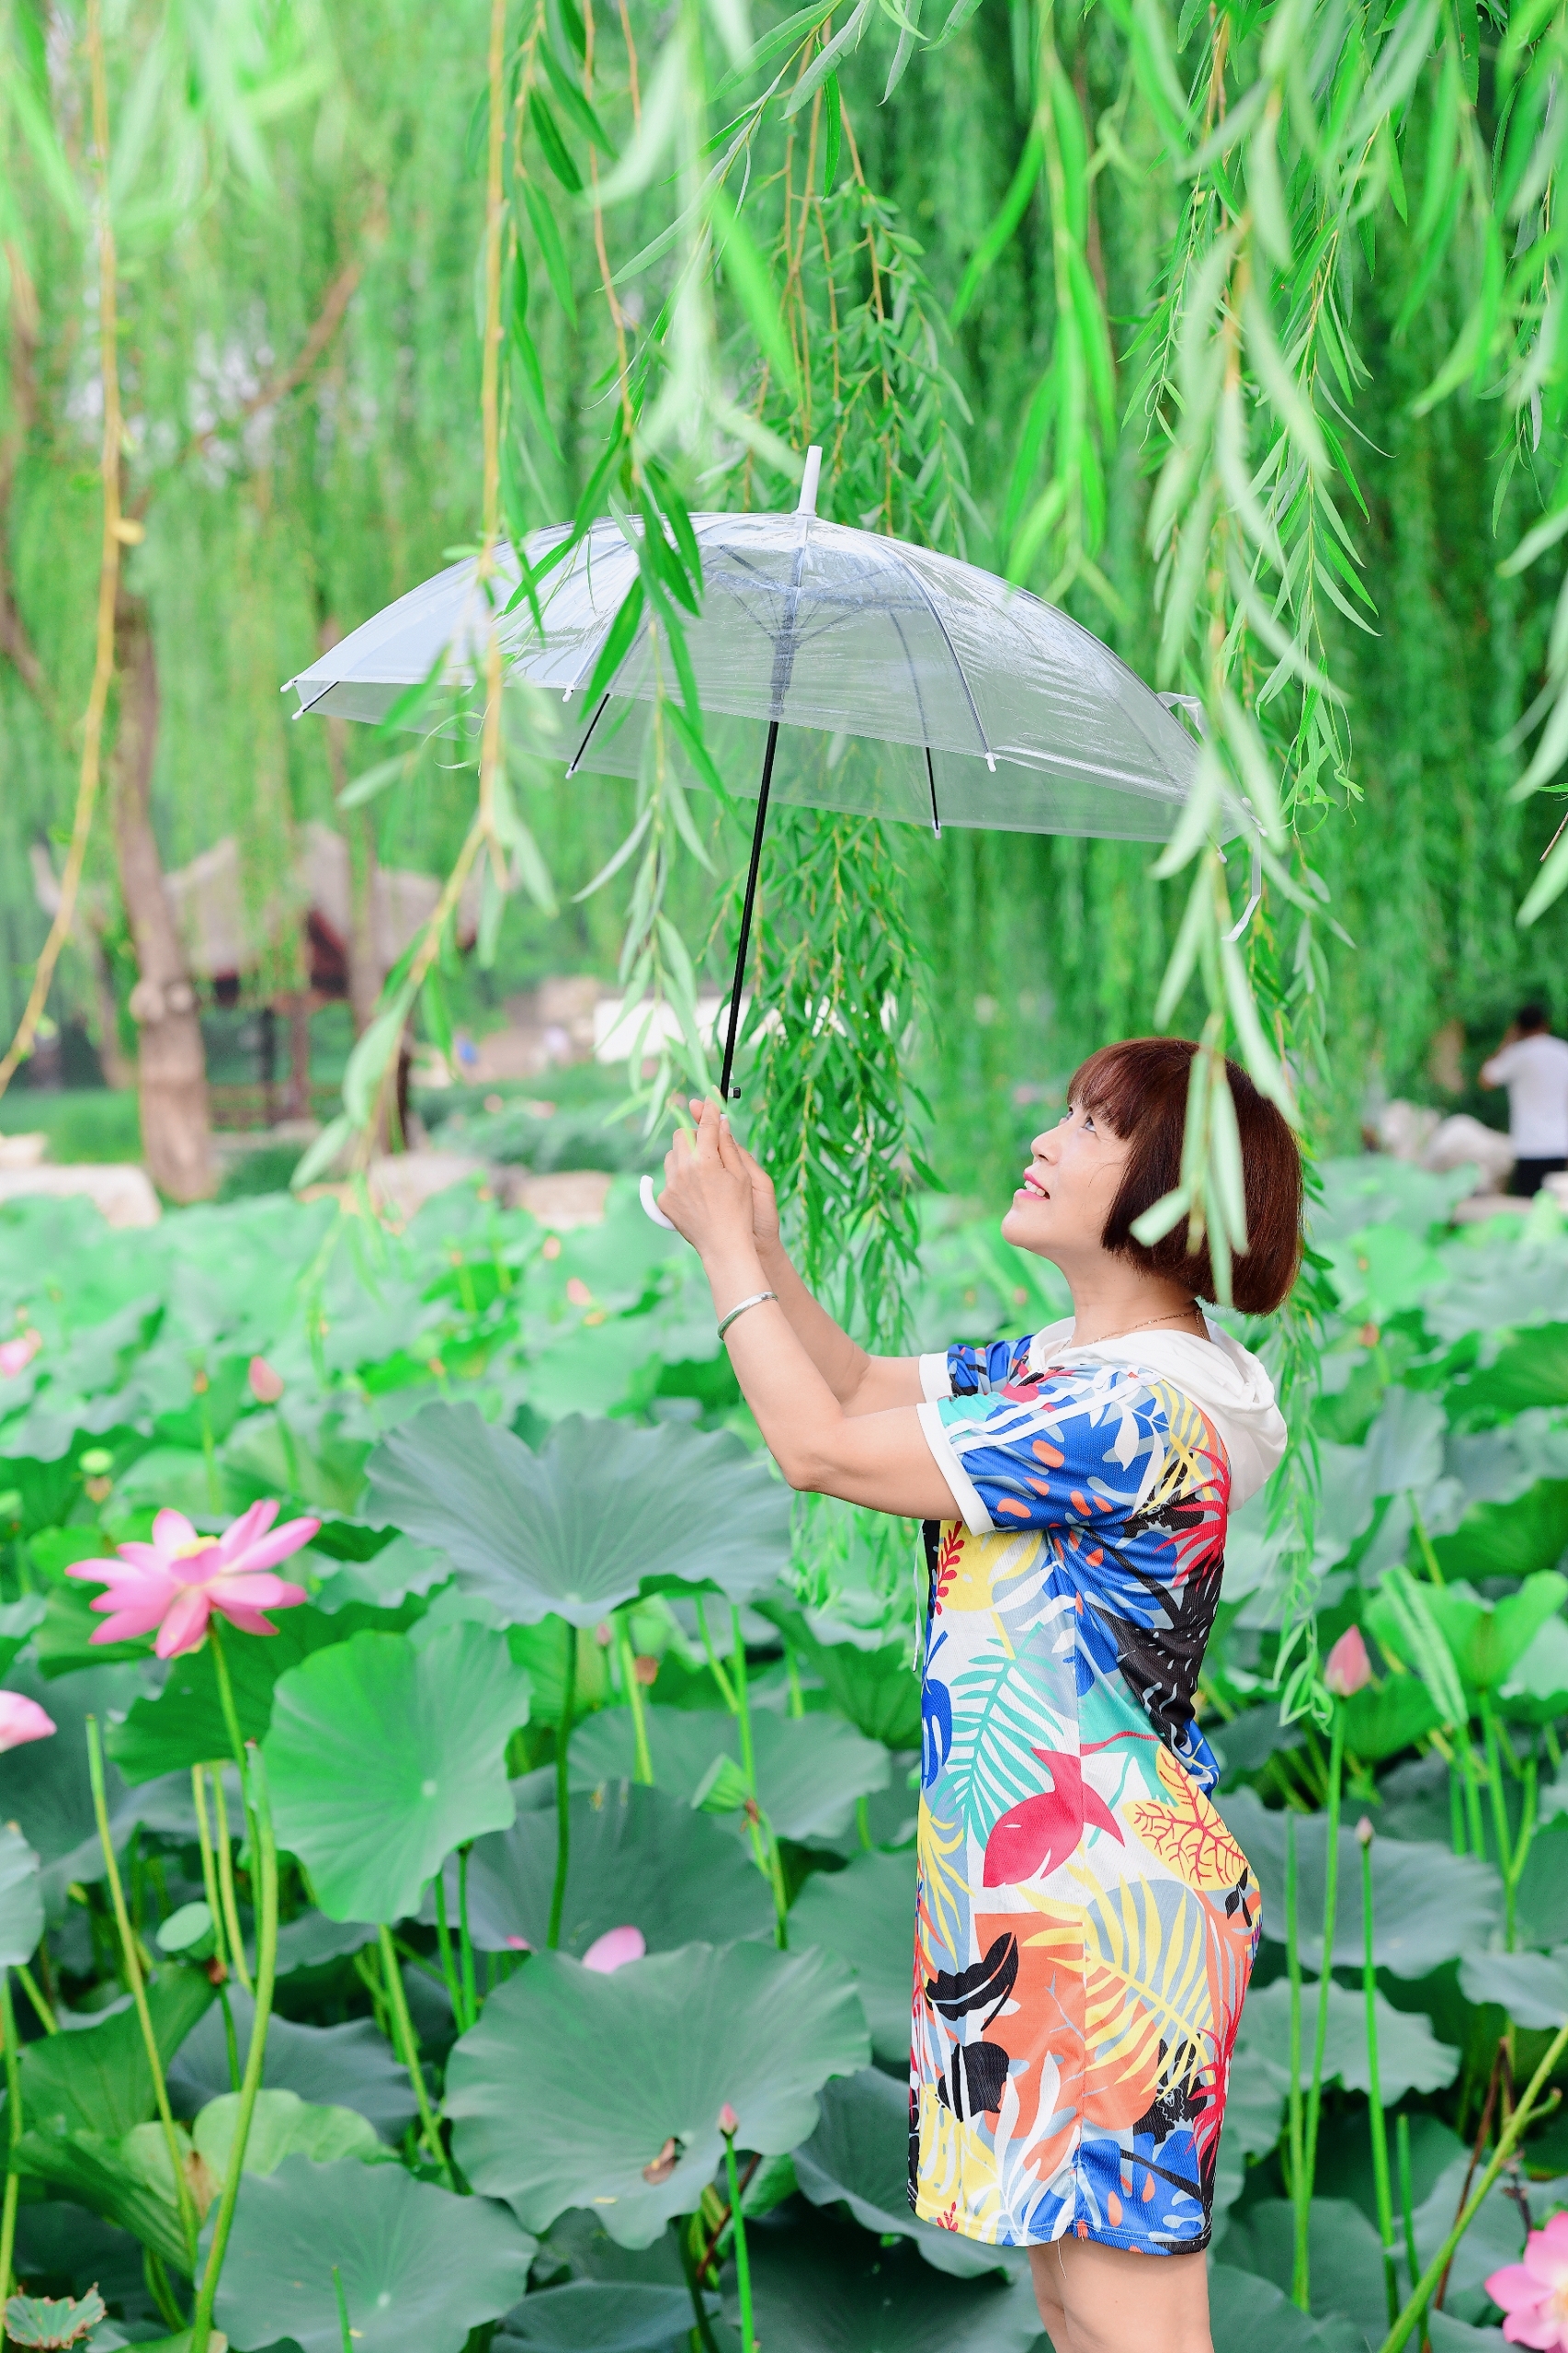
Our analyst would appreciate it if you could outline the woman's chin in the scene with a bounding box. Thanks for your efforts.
[1000,1197,1048,1249]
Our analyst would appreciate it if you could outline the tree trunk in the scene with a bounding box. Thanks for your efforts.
[111,589,216,1200]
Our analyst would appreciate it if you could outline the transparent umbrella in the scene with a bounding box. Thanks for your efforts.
[285,447,1205,1106]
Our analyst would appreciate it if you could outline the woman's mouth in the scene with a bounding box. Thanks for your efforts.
[1019,1172,1049,1200]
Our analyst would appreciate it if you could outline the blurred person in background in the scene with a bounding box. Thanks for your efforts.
[1482,1005,1568,1197]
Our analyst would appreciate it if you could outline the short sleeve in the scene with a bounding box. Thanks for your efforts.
[916,1356,1103,1535]
[922,1333,1034,1404]
[1482,1043,1521,1086]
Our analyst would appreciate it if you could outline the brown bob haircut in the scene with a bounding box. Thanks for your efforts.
[1069,1038,1303,1315]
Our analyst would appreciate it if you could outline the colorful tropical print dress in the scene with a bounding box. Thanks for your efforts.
[908,1332,1261,2256]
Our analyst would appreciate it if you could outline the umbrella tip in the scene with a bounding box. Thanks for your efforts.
[797,446,823,517]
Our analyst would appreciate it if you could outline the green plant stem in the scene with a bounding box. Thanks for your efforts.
[1506,1752,1540,1951]
[435,1866,464,2026]
[784,1643,805,1719]
[210,1768,254,1997]
[1377,2011,1568,2353]
[208,1620,256,1839]
[16,1959,54,2034]
[0,1971,20,2297]
[191,1765,230,1974]
[459,1844,478,2028]
[549,1618,576,1951]
[333,2262,353,2353]
[856,1793,872,1851]
[86,1713,199,2270]
[217,1981,241,2095]
[1302,1711,1346,2236]
[1285,1813,1307,2308]
[1361,1834,1397,2324]
[1480,1696,1515,1882]
[1449,1756,1466,1855]
[680,2215,722,2353]
[189,1748,280,2353]
[145,2246,187,2332]
[731,1607,788,1948]
[1459,1737,1487,1859]
[694,1596,738,1711]
[377,1923,452,2185]
[1409,1493,1444,1586]
[1396,2111,1419,2301]
[723,2129,756,2353]
[619,1611,654,1784]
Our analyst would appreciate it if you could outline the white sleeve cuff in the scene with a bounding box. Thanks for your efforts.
[918,1351,953,1403]
[915,1401,994,1534]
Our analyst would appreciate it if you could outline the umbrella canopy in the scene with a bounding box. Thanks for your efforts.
[286,453,1200,847]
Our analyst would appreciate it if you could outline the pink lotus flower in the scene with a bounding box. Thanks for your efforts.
[0,1693,54,1753]
[1487,2209,1568,2347]
[583,1925,645,1974]
[1325,1624,1373,1699]
[248,1356,285,1404]
[718,2103,739,2137]
[66,1500,318,1659]
[0,1330,41,1379]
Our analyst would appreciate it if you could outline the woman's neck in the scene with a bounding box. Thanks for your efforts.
[1059,1264,1208,1348]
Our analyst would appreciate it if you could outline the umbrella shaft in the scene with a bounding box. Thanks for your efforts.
[720,719,779,1101]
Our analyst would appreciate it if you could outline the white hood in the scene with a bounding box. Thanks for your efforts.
[1024,1315,1288,1508]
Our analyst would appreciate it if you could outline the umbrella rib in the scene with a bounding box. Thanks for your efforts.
[889,551,996,771]
[886,608,942,837]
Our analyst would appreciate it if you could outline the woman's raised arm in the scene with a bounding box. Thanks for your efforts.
[719,1112,926,1416]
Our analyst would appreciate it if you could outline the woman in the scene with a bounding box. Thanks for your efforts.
[656,1035,1301,2353]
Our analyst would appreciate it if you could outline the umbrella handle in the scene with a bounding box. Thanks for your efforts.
[640,1173,676,1231]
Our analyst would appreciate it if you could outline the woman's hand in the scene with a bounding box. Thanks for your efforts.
[686,1098,780,1253]
[657,1100,756,1262]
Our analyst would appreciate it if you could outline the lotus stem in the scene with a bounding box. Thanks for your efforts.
[1376,2011,1568,2353]
[1459,1735,1486,1858]
[144,2247,187,2332]
[16,1961,54,2035]
[680,2215,722,2353]
[376,1923,452,2186]
[209,1768,253,1997]
[1358,1821,1398,2324]
[1285,1813,1307,2309]
[731,1607,788,1949]
[1506,1749,1540,1952]
[334,2263,353,2353]
[1301,1707,1346,2264]
[216,1981,241,2095]
[694,1595,737,1711]
[458,1844,478,2027]
[1396,2111,1419,2312]
[0,1971,20,2295]
[548,1618,576,1950]
[619,1610,654,1783]
[87,1714,199,2270]
[208,1620,256,1835]
[189,1747,279,2353]
[723,2122,756,2353]
[435,1866,465,2026]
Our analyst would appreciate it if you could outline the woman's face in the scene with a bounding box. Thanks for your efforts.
[1000,1099,1133,1266]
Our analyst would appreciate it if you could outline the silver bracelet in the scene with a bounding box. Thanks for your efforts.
[717,1290,778,1341]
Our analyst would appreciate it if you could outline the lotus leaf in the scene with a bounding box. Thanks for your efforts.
[1452,1322,1568,1419]
[1502,1616,1568,1722]
[570,1704,890,1840]
[0,1661,140,1914]
[20,1966,212,2139]
[1211,1702,1304,1780]
[211,2154,536,2353]
[1514,1819,1568,1946]
[0,1819,43,1968]
[793,2067,1024,2280]
[446,1940,869,2245]
[425,1781,774,1953]
[1220,1792,1501,1972]
[108,1608,369,1785]
[193,2086,381,2179]
[3,2290,107,2350]
[1338,1672,1442,1759]
[1459,1945,1568,2024]
[311,1532,450,1612]
[1413,2151,1526,2320]
[1211,2200,1387,2343]
[168,1990,415,2139]
[1432,1481,1568,1585]
[789,1848,915,2063]
[494,2280,699,2351]
[726,2213,1046,2352]
[13,2120,195,2272]
[265,1621,530,1921]
[756,1599,922,1748]
[1408,1572,1568,1695]
[362,1402,790,1622]
[1235,1979,1460,2102]
[269,1909,378,1976]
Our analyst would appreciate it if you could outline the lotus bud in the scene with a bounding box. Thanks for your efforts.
[583,1924,645,1973]
[506,1935,531,1952]
[0,1693,55,1753]
[248,1356,286,1404]
[633,1654,658,1687]
[1357,1814,1374,1847]
[0,1330,41,1379]
[718,2102,739,2138]
[566,1277,593,1307]
[1324,1625,1372,1699]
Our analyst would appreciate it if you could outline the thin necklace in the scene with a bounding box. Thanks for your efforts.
[1070,1303,1202,1346]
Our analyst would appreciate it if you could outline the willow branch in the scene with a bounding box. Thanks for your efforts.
[0,0,123,1103]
